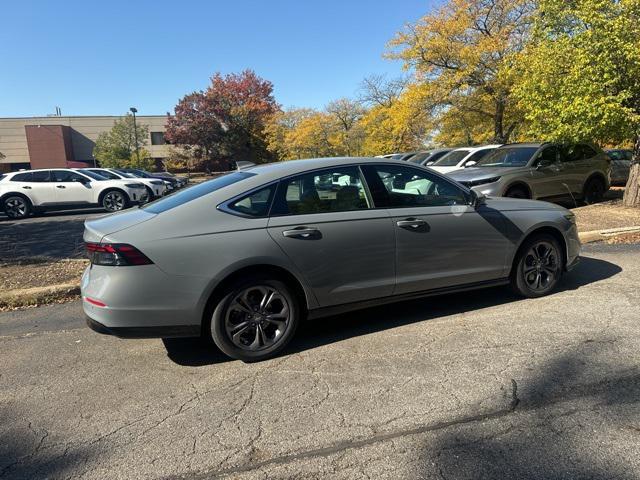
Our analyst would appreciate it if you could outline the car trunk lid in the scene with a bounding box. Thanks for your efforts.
[83,208,157,243]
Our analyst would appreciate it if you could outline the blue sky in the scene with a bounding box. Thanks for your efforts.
[0,0,437,117]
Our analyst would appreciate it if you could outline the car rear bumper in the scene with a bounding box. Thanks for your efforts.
[86,316,199,338]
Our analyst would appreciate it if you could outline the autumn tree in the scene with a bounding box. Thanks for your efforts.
[93,114,150,169]
[389,0,535,144]
[165,70,279,170]
[264,108,317,160]
[326,98,366,156]
[514,0,640,206]
[360,83,433,155]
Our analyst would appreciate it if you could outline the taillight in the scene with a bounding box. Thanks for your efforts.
[85,243,153,266]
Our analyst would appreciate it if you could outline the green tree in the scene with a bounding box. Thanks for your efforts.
[513,0,640,206]
[388,0,534,144]
[93,113,149,168]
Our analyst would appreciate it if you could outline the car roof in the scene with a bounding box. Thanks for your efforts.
[498,142,544,148]
[243,157,410,181]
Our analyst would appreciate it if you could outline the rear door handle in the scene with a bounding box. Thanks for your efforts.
[282,227,321,239]
[56,185,66,189]
[22,186,32,189]
[396,218,427,229]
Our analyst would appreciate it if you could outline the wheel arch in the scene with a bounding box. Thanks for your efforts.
[582,171,608,192]
[0,191,33,205]
[200,263,313,335]
[508,225,568,278]
[503,181,533,199]
[98,187,130,204]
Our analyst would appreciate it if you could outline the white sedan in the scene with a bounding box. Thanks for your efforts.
[428,145,501,174]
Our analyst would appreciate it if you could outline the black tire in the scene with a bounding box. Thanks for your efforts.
[101,189,129,212]
[209,275,300,362]
[511,234,563,298]
[3,195,31,219]
[144,186,154,202]
[505,186,530,199]
[583,177,605,205]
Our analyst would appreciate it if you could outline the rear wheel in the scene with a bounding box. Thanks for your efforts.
[210,276,300,362]
[505,186,530,199]
[511,234,563,298]
[583,177,605,205]
[3,195,31,219]
[102,190,128,212]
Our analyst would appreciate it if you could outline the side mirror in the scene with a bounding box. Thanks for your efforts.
[465,160,477,168]
[470,189,486,208]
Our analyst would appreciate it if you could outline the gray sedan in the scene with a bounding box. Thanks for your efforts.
[82,157,580,362]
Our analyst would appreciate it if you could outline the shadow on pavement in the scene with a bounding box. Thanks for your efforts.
[0,218,88,259]
[426,341,639,479]
[163,255,621,366]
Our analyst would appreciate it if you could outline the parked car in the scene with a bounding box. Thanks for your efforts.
[377,152,419,161]
[607,149,633,185]
[428,145,501,174]
[83,157,580,362]
[118,169,186,190]
[0,168,147,219]
[447,142,611,204]
[410,148,454,165]
[82,168,167,199]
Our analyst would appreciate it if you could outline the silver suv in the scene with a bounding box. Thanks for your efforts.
[447,143,611,204]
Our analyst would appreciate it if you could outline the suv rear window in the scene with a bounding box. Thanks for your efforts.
[142,171,255,214]
[11,172,32,182]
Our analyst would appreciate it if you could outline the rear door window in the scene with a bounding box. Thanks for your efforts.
[272,167,370,215]
[11,172,32,182]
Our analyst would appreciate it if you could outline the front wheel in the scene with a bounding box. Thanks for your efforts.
[3,195,31,219]
[583,177,605,205]
[210,277,300,362]
[102,190,128,212]
[511,234,563,298]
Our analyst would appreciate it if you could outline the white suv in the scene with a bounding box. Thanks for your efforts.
[0,168,147,219]
[428,144,502,174]
[81,168,167,199]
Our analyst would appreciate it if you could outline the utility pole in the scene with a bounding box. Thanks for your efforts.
[130,107,140,164]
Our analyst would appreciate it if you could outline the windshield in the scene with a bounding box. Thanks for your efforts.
[476,147,538,167]
[142,171,255,213]
[78,169,109,180]
[89,169,120,180]
[126,169,151,178]
[408,152,430,163]
[114,170,137,178]
[433,150,470,167]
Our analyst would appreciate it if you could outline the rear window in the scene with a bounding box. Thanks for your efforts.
[142,171,255,214]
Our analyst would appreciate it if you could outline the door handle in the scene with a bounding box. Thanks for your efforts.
[282,227,321,239]
[56,185,66,189]
[22,186,32,189]
[396,218,427,229]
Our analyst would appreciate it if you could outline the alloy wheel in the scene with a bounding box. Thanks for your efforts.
[104,191,125,211]
[5,197,27,218]
[522,241,560,292]
[224,285,291,351]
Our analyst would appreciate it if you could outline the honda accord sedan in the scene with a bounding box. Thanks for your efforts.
[82,157,580,361]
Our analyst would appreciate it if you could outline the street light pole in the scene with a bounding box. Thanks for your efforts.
[130,107,140,164]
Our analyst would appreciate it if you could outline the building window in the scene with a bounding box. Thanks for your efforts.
[150,132,166,145]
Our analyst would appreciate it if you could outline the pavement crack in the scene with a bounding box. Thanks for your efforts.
[510,378,520,411]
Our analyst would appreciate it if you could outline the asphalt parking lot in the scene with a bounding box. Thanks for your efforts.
[0,209,103,259]
[1,242,639,479]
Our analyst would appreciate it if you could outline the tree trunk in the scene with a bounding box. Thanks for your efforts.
[493,98,507,144]
[622,133,640,207]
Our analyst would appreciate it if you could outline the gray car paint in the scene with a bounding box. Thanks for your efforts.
[446,144,610,200]
[81,157,580,334]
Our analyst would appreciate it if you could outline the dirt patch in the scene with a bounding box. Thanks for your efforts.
[0,258,87,290]
[605,232,640,245]
[573,198,640,232]
[0,258,87,310]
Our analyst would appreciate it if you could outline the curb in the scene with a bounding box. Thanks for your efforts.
[0,282,80,310]
[579,226,640,244]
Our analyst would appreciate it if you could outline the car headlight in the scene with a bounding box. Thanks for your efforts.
[468,176,501,187]
[125,183,144,188]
